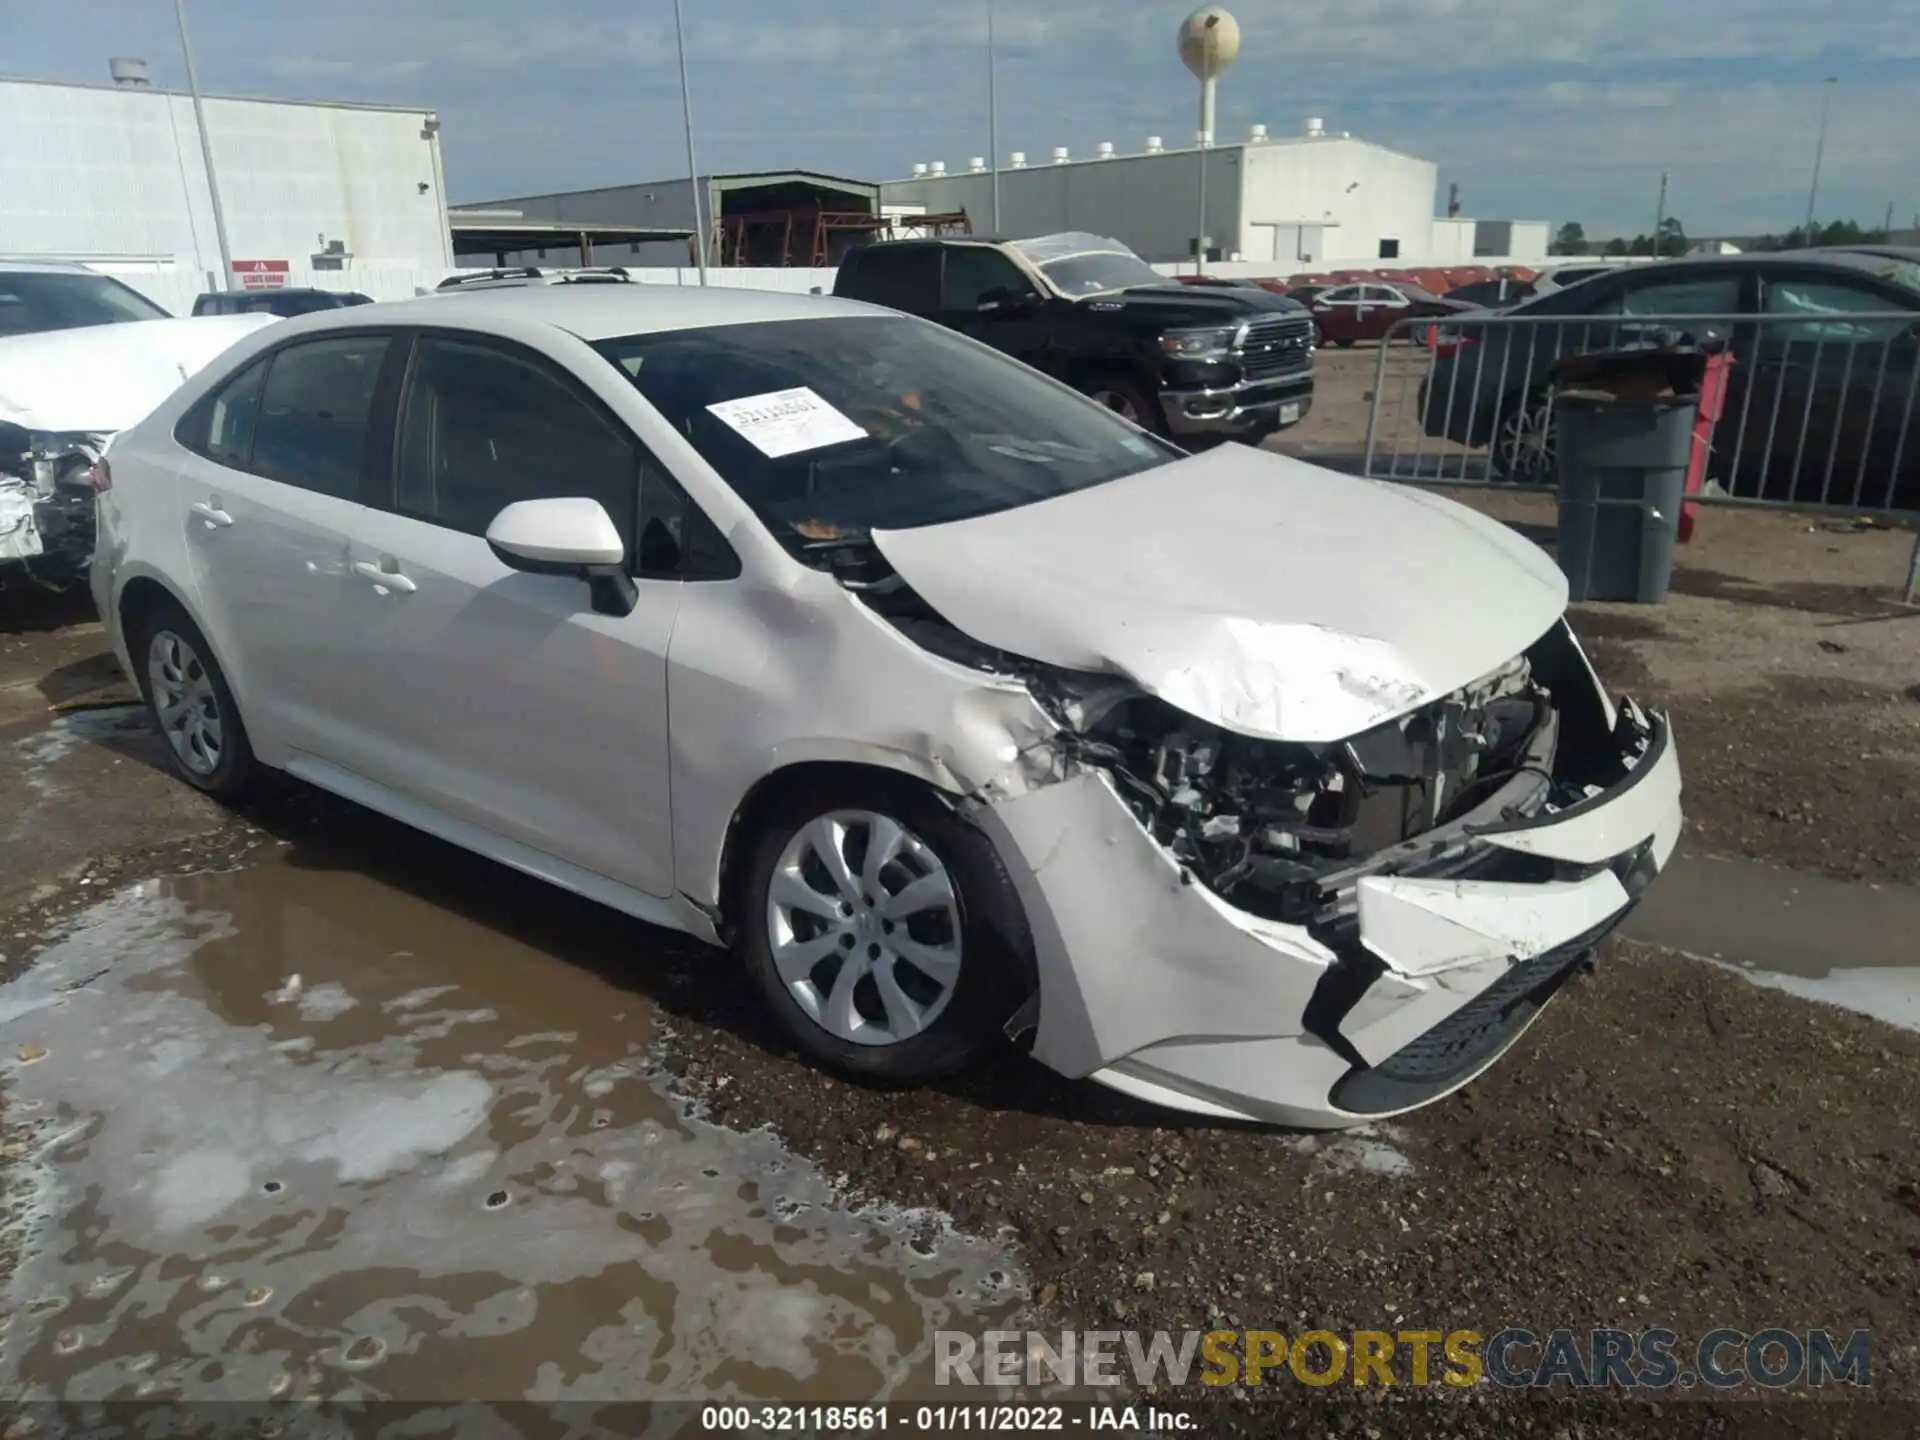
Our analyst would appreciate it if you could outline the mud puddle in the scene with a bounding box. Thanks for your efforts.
[0,848,1022,1405]
[1622,848,1920,1032]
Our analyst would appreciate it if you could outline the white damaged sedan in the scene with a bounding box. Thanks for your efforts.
[92,285,1680,1128]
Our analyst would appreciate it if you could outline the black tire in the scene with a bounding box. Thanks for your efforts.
[132,598,259,800]
[737,775,1032,1084]
[1334,337,1356,348]
[1079,372,1168,437]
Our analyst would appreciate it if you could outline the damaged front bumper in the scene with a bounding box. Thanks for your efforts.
[972,689,1680,1129]
[1,427,105,589]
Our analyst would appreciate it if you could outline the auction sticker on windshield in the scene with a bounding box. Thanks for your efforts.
[707,386,868,458]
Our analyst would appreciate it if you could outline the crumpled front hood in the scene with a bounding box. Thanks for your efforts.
[871,446,1569,744]
[0,315,277,434]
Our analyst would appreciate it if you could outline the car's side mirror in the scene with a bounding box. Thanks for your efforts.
[486,497,638,617]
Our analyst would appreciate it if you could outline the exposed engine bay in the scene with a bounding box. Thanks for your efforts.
[829,539,1627,928]
[0,421,102,592]
[1037,655,1552,912]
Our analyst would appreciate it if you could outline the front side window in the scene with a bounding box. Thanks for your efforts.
[394,336,637,541]
[251,335,390,499]
[942,247,1033,310]
[0,272,169,336]
[597,315,1172,549]
[1764,277,1912,343]
[1618,275,1740,317]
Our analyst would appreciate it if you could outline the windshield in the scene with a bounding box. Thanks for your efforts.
[0,271,169,337]
[597,315,1173,548]
[1033,250,1169,298]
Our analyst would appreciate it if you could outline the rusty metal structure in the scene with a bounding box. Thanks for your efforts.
[714,208,973,267]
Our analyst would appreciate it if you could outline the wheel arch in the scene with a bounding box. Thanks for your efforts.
[709,756,1039,1015]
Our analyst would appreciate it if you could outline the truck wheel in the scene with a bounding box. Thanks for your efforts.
[1080,374,1168,437]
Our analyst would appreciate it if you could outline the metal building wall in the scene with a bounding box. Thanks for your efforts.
[879,148,1243,265]
[0,79,451,278]
[1237,138,1439,265]
[469,178,705,264]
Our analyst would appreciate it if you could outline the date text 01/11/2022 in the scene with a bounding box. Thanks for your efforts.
[696,1404,1198,1432]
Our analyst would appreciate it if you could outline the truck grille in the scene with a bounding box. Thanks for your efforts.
[1236,315,1313,379]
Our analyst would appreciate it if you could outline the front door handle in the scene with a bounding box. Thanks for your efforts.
[352,559,417,595]
[190,500,234,529]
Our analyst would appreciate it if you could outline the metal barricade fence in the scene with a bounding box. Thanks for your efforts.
[1359,310,1920,524]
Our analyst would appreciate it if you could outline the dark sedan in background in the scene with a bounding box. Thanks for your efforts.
[191,287,374,318]
[1418,252,1920,507]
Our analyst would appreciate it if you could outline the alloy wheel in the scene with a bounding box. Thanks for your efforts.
[765,810,963,1047]
[1088,388,1142,424]
[1494,398,1556,482]
[147,629,223,776]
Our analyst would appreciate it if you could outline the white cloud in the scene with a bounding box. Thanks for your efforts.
[5,0,1915,231]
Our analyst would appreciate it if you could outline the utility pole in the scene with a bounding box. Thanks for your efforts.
[1653,169,1669,255]
[672,0,708,284]
[1803,76,1837,246]
[172,0,235,291]
[1885,200,1896,237]
[987,0,1001,232]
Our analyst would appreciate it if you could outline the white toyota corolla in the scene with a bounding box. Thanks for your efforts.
[90,284,1681,1128]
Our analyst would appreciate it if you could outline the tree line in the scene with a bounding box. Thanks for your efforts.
[1548,217,1897,258]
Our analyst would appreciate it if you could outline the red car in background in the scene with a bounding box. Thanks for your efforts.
[1300,281,1478,346]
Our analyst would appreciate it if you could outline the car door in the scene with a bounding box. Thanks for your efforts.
[338,330,682,897]
[1744,271,1920,506]
[174,331,392,759]
[940,245,1051,366]
[1359,285,1411,342]
[1307,285,1360,343]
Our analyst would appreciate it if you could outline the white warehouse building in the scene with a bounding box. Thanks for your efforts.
[0,64,454,309]
[881,120,1546,269]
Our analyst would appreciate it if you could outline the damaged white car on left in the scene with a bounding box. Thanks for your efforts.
[92,285,1682,1129]
[0,261,275,591]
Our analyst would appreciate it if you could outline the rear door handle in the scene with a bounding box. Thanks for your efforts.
[352,559,417,595]
[189,500,234,529]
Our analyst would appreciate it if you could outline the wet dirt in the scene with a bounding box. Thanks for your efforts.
[1623,849,1920,1032]
[0,851,1024,1406]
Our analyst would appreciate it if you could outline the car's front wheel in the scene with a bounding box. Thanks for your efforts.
[738,779,1029,1083]
[134,600,258,799]
[1080,373,1168,437]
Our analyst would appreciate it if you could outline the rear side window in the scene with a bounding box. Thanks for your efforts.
[206,360,266,466]
[175,357,266,465]
[250,336,390,499]
[839,247,941,313]
[394,336,638,542]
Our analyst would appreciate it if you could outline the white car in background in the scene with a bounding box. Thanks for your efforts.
[0,261,275,591]
[89,285,1682,1128]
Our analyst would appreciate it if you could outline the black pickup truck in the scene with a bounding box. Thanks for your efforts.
[833,232,1315,446]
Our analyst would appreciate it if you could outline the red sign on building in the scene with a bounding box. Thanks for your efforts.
[231,259,291,291]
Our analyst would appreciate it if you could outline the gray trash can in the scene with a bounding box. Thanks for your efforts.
[1551,348,1706,603]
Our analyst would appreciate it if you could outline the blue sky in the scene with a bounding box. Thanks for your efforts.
[11,0,1919,237]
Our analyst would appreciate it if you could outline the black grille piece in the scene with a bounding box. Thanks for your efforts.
[1327,914,1626,1118]
[1237,315,1313,378]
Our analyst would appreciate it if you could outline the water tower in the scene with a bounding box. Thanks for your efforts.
[1178,5,1241,148]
